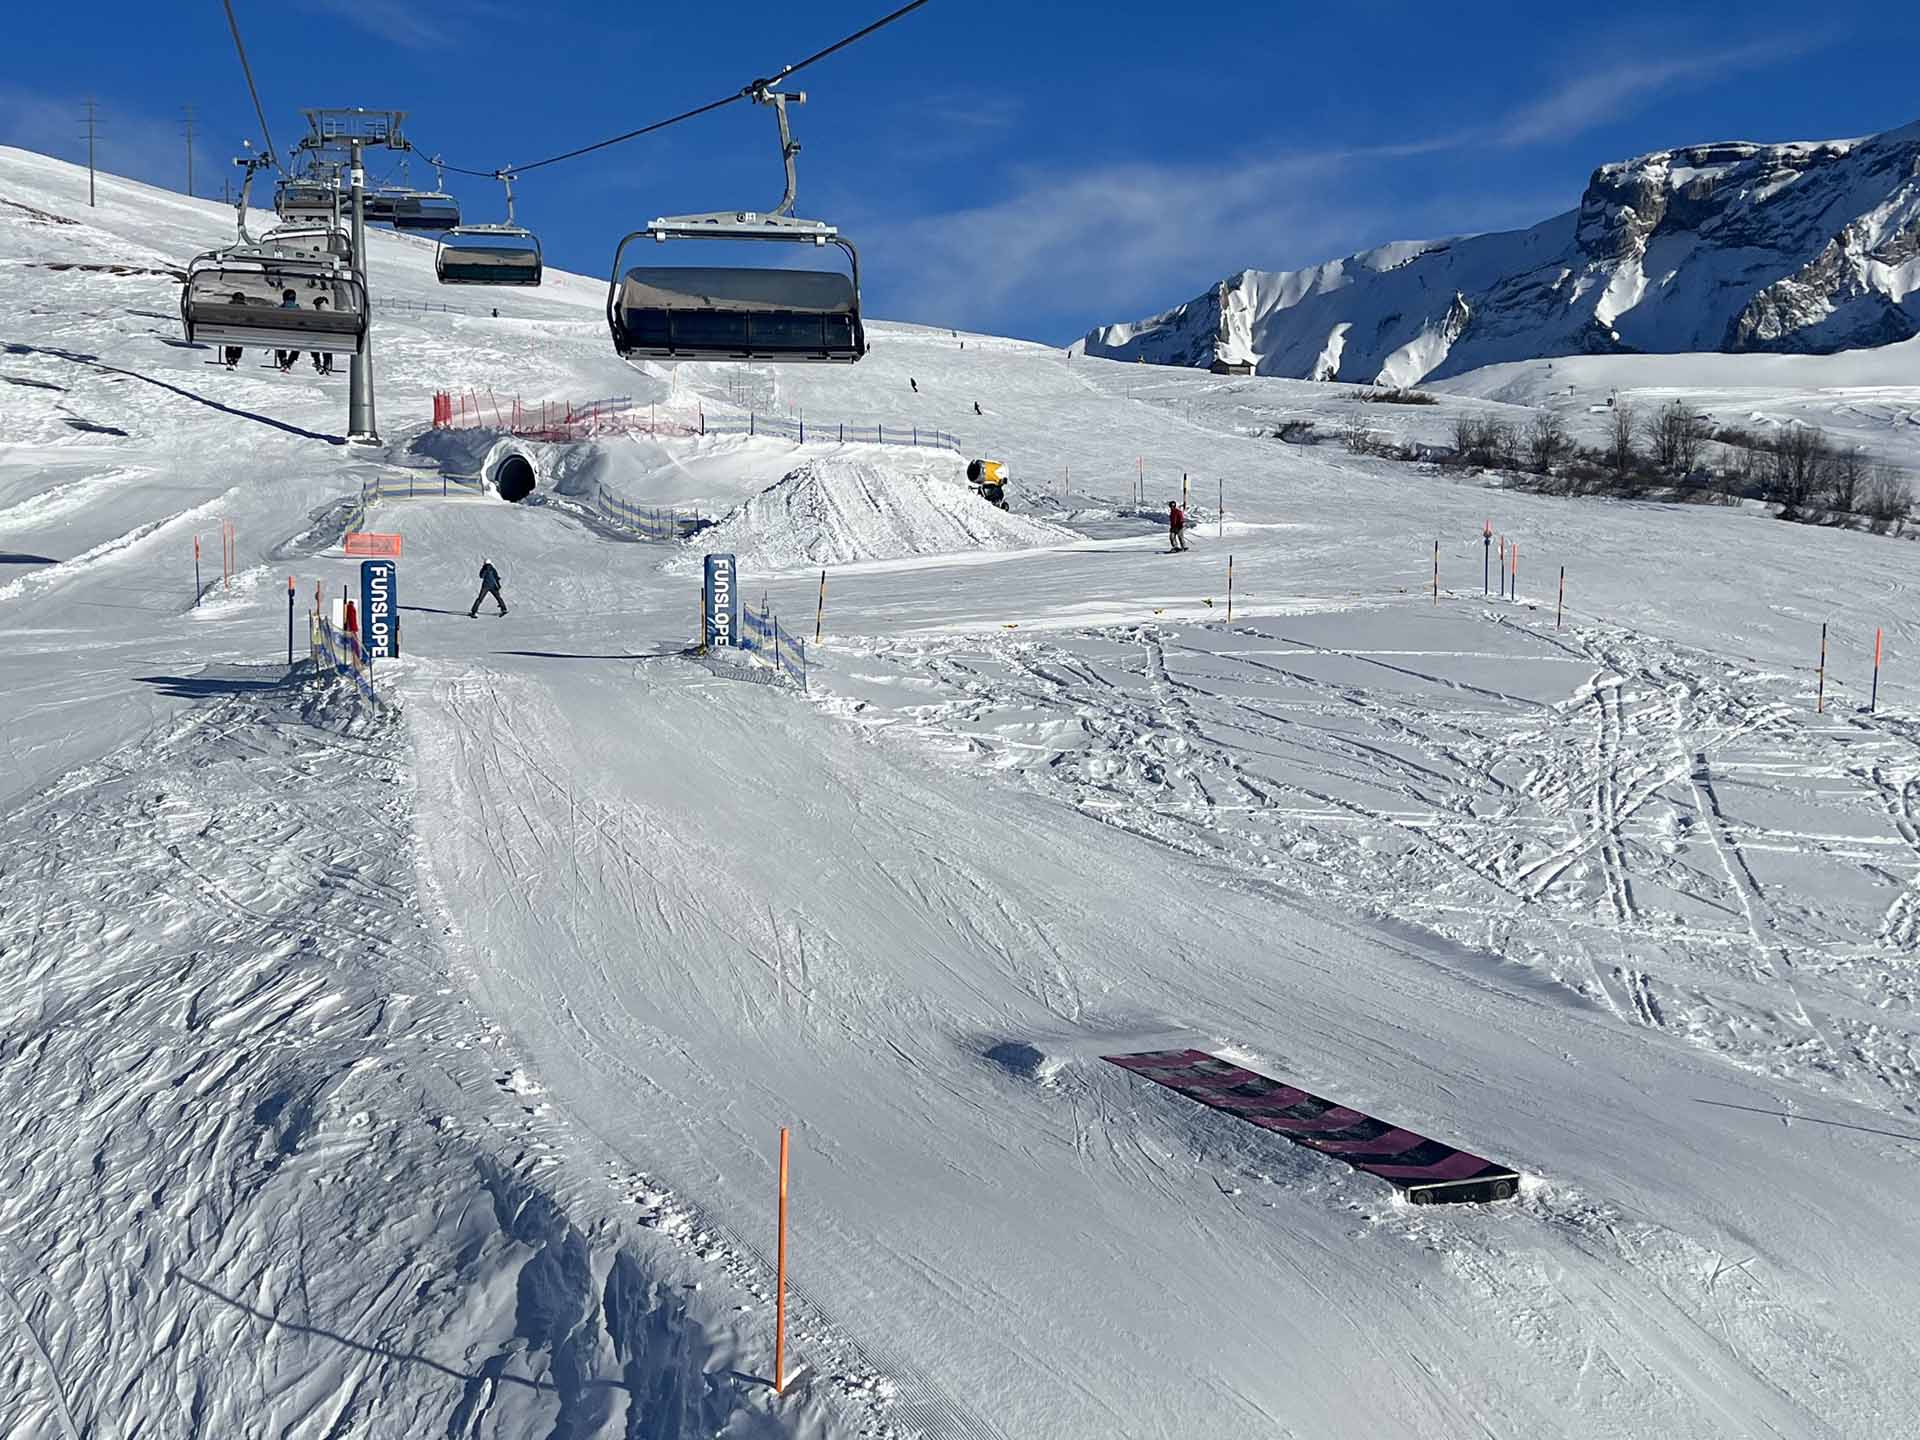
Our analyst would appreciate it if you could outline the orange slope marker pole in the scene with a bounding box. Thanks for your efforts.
[775,1127,790,1396]
[1872,627,1883,713]
[814,569,828,643]
[193,534,201,606]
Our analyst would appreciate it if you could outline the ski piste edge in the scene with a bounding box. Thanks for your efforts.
[1104,1049,1520,1206]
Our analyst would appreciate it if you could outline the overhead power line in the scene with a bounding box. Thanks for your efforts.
[222,0,282,169]
[428,0,932,180]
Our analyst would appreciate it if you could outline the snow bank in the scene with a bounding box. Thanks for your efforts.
[697,454,1075,570]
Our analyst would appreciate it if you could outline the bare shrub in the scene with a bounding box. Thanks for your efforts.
[1827,446,1869,517]
[1863,466,1913,534]
[1764,425,1831,519]
[1651,400,1707,476]
[1527,412,1571,475]
[1340,412,1380,455]
[1606,401,1640,486]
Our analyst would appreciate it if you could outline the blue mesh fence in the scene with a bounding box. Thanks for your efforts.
[310,614,378,703]
[700,412,960,452]
[736,601,808,690]
[596,491,707,542]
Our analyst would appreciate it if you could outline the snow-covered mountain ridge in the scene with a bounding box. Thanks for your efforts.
[1081,118,1920,384]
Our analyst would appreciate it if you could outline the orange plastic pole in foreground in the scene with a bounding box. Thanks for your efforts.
[815,569,828,642]
[775,1127,790,1396]
[1872,627,1883,713]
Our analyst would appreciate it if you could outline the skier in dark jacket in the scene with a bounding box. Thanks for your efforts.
[469,559,507,617]
[1167,500,1188,551]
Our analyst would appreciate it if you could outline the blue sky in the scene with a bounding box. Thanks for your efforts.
[4,1,1918,341]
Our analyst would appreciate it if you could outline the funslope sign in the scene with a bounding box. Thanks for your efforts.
[360,559,398,660]
[704,552,738,650]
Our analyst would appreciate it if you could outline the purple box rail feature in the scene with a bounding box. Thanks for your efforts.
[1104,1049,1519,1206]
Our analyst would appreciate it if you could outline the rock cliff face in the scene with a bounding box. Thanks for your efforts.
[1080,120,1920,383]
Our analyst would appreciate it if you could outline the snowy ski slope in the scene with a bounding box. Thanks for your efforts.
[5,146,1920,1438]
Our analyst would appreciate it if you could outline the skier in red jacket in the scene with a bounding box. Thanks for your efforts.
[1167,500,1188,551]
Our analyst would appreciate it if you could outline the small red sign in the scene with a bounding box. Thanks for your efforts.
[345,532,403,558]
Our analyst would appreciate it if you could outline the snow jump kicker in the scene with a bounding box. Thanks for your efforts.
[1105,1050,1520,1205]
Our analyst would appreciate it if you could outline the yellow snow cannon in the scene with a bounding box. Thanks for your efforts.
[967,458,1010,509]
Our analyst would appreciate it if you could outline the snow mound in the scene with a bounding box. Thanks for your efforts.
[699,455,1074,569]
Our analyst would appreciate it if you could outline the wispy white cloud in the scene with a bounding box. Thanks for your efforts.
[858,150,1375,336]
[1487,38,1813,148]
[288,0,514,50]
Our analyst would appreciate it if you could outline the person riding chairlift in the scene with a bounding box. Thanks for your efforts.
[275,288,300,373]
[223,291,246,369]
[310,296,334,376]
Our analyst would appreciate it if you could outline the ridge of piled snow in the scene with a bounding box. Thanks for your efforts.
[694,454,1076,571]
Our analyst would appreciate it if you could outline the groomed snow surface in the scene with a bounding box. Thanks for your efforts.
[5,147,1920,1439]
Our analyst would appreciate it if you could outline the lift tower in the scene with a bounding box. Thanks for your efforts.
[302,108,408,446]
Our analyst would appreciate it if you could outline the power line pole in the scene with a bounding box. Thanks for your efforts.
[82,98,98,206]
[182,104,196,197]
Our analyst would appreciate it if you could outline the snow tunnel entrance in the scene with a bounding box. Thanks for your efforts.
[494,454,536,504]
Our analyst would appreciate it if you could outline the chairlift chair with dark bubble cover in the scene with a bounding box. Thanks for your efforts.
[607,87,865,364]
[436,171,542,286]
[387,189,462,232]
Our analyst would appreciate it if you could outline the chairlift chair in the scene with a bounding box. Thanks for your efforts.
[606,88,865,364]
[388,190,462,231]
[361,187,406,224]
[274,177,340,225]
[436,172,542,286]
[259,220,354,268]
[180,251,368,355]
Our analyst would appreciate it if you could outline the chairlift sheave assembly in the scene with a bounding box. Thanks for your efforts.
[436,171,542,286]
[607,87,866,364]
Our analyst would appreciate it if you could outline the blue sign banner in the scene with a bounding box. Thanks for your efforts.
[360,559,397,660]
[703,552,738,649]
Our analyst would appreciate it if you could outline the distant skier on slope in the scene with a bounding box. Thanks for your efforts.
[910,377,918,393]
[973,401,982,416]
[1167,500,1188,552]
[469,558,508,618]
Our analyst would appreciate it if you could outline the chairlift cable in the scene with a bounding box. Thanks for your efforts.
[221,0,283,171]
[422,0,932,180]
